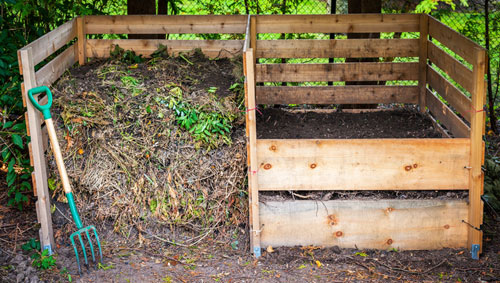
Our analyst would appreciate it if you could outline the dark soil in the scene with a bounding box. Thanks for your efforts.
[257,107,443,139]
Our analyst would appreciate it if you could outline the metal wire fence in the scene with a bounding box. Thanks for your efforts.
[127,0,499,104]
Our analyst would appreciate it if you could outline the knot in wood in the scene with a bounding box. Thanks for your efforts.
[335,231,343,237]
[269,145,277,151]
[327,215,337,226]
[263,163,272,170]
[413,163,418,168]
[444,224,450,229]
[404,165,412,171]
[386,239,393,245]
[310,163,317,169]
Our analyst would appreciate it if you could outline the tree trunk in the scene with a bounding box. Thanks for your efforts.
[127,0,165,39]
[485,0,498,133]
[343,0,381,109]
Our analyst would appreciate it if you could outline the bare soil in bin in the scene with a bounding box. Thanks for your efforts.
[2,50,498,282]
[257,107,443,139]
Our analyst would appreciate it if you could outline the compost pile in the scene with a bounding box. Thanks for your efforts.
[50,49,248,245]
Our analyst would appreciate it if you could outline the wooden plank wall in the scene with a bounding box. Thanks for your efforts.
[256,139,470,191]
[260,199,468,250]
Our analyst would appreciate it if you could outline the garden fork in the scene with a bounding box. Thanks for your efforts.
[28,86,102,274]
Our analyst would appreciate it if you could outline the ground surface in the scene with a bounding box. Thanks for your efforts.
[257,107,443,139]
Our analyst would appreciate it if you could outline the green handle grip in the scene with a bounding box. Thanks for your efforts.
[27,86,53,120]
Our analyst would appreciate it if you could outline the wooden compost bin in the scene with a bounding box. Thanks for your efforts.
[17,14,248,253]
[242,14,486,258]
[18,14,486,259]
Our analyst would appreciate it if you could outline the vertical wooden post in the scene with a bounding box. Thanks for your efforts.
[468,47,486,259]
[77,16,86,65]
[250,16,257,63]
[244,48,261,257]
[18,48,54,254]
[418,13,429,112]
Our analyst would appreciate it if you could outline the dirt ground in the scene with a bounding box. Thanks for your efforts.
[1,191,499,282]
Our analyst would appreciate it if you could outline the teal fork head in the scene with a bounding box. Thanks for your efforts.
[69,225,102,274]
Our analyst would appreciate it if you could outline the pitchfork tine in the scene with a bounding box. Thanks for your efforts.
[77,233,88,266]
[84,229,96,263]
[91,226,103,262]
[70,234,82,274]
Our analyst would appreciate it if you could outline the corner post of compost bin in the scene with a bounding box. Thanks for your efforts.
[418,13,429,112]
[77,16,86,65]
[18,47,55,254]
[468,46,486,259]
[250,15,257,63]
[244,48,261,257]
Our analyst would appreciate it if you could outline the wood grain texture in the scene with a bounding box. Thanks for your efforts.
[19,47,54,251]
[427,41,473,93]
[86,39,244,58]
[256,62,419,82]
[256,139,470,191]
[427,65,472,122]
[428,15,481,64]
[255,14,419,33]
[85,15,247,34]
[260,199,468,250]
[418,14,429,112]
[35,44,77,87]
[244,50,261,254]
[426,88,470,138]
[77,17,86,65]
[256,39,419,59]
[21,19,77,66]
[255,85,418,104]
[468,48,487,251]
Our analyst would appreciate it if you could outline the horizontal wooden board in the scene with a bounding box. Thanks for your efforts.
[256,38,419,59]
[256,85,418,104]
[426,89,470,138]
[256,62,419,82]
[256,139,470,191]
[427,65,472,122]
[35,44,77,87]
[85,15,247,34]
[256,14,419,33]
[260,199,468,250]
[428,15,482,64]
[20,19,77,66]
[86,39,244,58]
[427,41,473,93]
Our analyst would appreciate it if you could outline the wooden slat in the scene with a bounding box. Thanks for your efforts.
[260,199,468,250]
[428,15,481,64]
[85,15,247,34]
[256,39,419,59]
[35,44,77,87]
[256,14,419,33]
[21,19,77,66]
[256,139,470,191]
[468,47,487,253]
[427,65,472,122]
[86,39,244,59]
[256,85,418,104]
[256,62,418,82]
[418,14,429,112]
[427,41,473,93]
[19,47,54,252]
[244,49,261,256]
[426,88,470,138]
